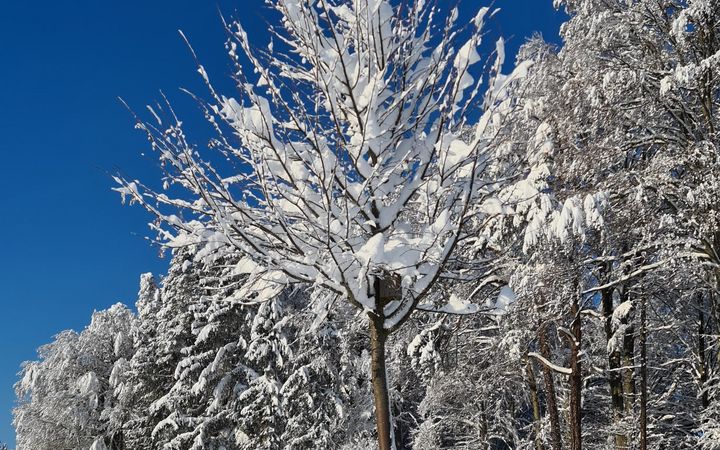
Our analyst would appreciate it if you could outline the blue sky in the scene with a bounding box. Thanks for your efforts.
[0,1,565,447]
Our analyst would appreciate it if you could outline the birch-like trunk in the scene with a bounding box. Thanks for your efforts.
[569,299,582,450]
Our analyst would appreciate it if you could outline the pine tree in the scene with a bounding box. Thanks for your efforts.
[116,250,199,449]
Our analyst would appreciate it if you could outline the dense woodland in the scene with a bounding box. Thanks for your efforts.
[13,0,720,449]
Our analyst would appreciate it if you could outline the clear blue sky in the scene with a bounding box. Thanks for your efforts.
[0,1,565,447]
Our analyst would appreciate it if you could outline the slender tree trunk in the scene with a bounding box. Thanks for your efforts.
[569,299,582,450]
[615,257,636,416]
[621,289,635,413]
[699,293,710,408]
[622,339,635,413]
[609,355,627,449]
[639,296,648,450]
[111,430,125,450]
[525,355,545,450]
[479,400,490,449]
[603,287,627,450]
[370,317,393,450]
[539,325,563,450]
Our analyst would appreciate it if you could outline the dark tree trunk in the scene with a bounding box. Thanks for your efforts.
[699,293,710,408]
[370,317,393,450]
[525,356,545,450]
[620,288,635,413]
[539,325,563,450]
[479,400,490,449]
[639,297,648,450]
[110,430,125,450]
[603,287,627,450]
[569,299,582,450]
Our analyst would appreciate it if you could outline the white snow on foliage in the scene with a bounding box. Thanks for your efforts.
[114,0,531,332]
[494,286,517,314]
[612,301,634,330]
[419,293,480,315]
[16,1,720,449]
[608,301,634,354]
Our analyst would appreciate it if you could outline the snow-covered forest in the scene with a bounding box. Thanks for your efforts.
[12,0,720,449]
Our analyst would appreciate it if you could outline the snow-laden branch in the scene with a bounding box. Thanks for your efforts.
[115,0,528,332]
[528,352,573,375]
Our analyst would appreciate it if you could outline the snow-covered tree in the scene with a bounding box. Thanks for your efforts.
[14,304,134,450]
[482,0,720,448]
[15,1,720,449]
[113,252,200,450]
[114,1,529,447]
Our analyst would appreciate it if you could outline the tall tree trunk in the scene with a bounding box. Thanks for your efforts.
[621,288,635,413]
[602,286,627,449]
[622,332,635,413]
[569,299,582,450]
[479,400,490,449]
[370,317,393,450]
[539,325,563,450]
[639,296,648,450]
[111,430,125,450]
[525,355,545,450]
[699,293,710,408]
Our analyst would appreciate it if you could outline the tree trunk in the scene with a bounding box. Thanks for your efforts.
[569,300,582,450]
[539,325,563,450]
[620,287,635,414]
[525,356,545,450]
[639,296,648,450]
[370,317,393,450]
[479,400,490,449]
[111,430,125,450]
[602,285,627,449]
[699,293,710,408]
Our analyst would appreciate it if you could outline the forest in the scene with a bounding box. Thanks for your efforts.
[12,0,720,449]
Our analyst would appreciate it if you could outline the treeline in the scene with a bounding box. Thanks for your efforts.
[14,251,379,449]
[13,0,720,449]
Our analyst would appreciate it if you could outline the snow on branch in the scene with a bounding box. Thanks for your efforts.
[528,352,573,375]
[115,0,527,332]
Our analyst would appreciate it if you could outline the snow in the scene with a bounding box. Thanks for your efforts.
[494,286,516,314]
[443,293,480,314]
[19,1,720,448]
[611,301,634,331]
[78,371,100,396]
[455,40,481,72]
[660,76,674,96]
[112,179,140,205]
[113,332,125,357]
[545,193,608,243]
[418,294,479,315]
[111,0,533,411]
[235,257,259,275]
[90,438,108,450]
[473,7,491,29]
[152,416,180,439]
[607,302,634,354]
[356,233,386,267]
[528,352,572,375]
